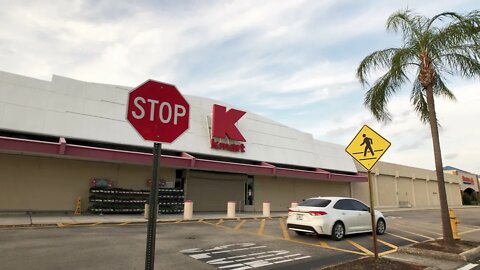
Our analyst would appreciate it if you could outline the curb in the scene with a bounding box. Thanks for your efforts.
[460,245,480,262]
[0,215,287,229]
[397,245,480,263]
[397,247,463,262]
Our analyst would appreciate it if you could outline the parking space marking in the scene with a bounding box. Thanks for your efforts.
[372,237,398,250]
[389,220,442,236]
[119,222,131,226]
[378,249,399,256]
[318,241,330,248]
[216,219,224,226]
[57,223,65,227]
[199,218,368,256]
[459,228,480,235]
[234,220,247,230]
[258,219,266,235]
[181,243,312,269]
[457,263,479,270]
[287,239,367,256]
[386,232,419,243]
[388,227,435,240]
[346,239,373,255]
[279,218,290,240]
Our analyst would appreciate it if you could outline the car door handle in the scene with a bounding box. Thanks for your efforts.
[341,212,346,215]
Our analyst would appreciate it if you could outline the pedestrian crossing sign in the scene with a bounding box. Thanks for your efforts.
[345,125,391,171]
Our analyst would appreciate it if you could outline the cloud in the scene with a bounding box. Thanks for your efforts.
[0,0,479,174]
[444,153,459,160]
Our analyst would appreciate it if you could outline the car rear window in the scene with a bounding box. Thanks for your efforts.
[298,199,331,207]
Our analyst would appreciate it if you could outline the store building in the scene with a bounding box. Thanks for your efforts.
[353,162,462,208]
[444,166,479,201]
[0,71,462,213]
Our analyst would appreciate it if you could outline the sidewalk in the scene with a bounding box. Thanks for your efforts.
[0,211,288,227]
[1,205,479,227]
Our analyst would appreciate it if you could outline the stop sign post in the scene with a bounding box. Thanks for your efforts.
[126,80,190,270]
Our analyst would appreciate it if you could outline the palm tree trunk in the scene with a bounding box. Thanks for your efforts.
[425,85,455,246]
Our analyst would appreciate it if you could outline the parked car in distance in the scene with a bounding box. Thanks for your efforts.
[286,196,386,240]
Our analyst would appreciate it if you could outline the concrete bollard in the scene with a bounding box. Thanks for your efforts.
[263,202,271,217]
[227,201,236,218]
[144,204,149,219]
[184,200,193,220]
[291,202,298,208]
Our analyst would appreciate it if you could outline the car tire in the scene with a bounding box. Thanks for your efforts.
[295,231,307,236]
[331,221,345,241]
[376,218,386,235]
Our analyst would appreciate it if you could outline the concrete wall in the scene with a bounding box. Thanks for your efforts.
[0,153,175,212]
[0,71,357,173]
[351,161,462,209]
[254,176,350,211]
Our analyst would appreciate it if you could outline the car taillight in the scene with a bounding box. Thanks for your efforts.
[288,208,296,213]
[309,211,327,216]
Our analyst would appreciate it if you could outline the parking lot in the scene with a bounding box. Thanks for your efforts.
[1,208,479,269]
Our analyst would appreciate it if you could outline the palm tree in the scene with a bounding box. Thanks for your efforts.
[356,9,480,246]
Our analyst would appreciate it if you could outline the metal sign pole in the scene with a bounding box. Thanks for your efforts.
[368,170,379,259]
[145,142,161,270]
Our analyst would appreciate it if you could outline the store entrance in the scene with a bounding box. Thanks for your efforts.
[186,171,247,212]
[244,176,254,211]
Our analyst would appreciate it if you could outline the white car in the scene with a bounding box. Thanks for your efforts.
[286,196,386,240]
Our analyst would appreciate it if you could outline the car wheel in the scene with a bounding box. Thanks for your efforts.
[295,231,307,236]
[376,218,386,235]
[331,221,345,241]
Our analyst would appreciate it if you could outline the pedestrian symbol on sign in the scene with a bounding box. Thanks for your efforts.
[361,134,374,157]
[345,125,391,171]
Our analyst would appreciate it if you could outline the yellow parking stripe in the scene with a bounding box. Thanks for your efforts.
[119,222,131,226]
[379,249,398,256]
[386,232,419,243]
[198,218,366,256]
[234,220,246,230]
[279,218,291,240]
[318,241,330,248]
[288,239,366,256]
[372,237,398,250]
[57,223,65,227]
[258,219,266,235]
[346,239,373,255]
[216,219,224,226]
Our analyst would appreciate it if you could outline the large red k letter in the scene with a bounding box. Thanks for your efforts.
[212,104,246,142]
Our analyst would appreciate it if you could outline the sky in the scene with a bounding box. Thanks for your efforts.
[0,0,479,174]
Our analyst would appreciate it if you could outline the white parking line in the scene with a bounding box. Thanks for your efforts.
[456,263,478,270]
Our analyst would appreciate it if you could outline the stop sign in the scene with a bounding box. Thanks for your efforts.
[127,80,190,143]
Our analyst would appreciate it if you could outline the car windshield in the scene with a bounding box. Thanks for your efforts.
[298,199,331,207]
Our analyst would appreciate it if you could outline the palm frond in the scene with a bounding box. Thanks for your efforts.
[441,53,480,79]
[357,47,417,86]
[410,79,429,123]
[364,65,409,123]
[433,75,456,101]
[386,9,424,44]
[356,48,399,86]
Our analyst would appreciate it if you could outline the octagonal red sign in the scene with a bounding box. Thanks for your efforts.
[127,80,190,143]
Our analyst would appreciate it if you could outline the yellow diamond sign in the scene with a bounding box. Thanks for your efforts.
[345,125,391,171]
